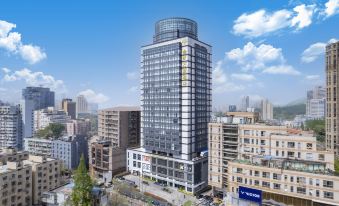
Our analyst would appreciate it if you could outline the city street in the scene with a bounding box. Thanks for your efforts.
[124,174,198,206]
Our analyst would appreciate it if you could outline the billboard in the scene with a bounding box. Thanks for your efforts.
[239,186,262,204]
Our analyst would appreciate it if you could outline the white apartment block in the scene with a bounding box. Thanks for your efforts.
[24,138,53,157]
[34,107,71,133]
[0,105,23,149]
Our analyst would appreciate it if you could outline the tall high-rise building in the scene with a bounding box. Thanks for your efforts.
[22,87,55,138]
[241,96,249,112]
[229,105,237,112]
[127,17,211,194]
[261,98,273,120]
[0,104,23,149]
[326,41,339,156]
[62,98,76,120]
[76,95,88,117]
[306,86,326,119]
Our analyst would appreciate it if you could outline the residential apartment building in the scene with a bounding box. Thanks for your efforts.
[208,113,259,195]
[24,138,53,157]
[238,125,334,169]
[0,161,32,206]
[0,104,23,149]
[0,148,29,164]
[22,87,55,138]
[326,41,339,156]
[34,107,71,133]
[51,135,88,170]
[228,156,339,206]
[66,118,91,136]
[23,155,63,205]
[24,136,88,170]
[76,95,88,117]
[89,107,140,183]
[127,17,211,194]
[61,98,76,120]
[261,99,273,121]
[306,86,326,119]
[222,124,339,205]
[97,107,140,147]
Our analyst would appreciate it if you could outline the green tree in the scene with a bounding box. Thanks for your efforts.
[71,155,93,206]
[36,123,65,139]
[305,120,325,142]
[335,158,339,174]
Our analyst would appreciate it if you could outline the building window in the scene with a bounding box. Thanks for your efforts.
[273,183,281,190]
[287,142,295,148]
[297,187,306,195]
[237,177,243,183]
[323,180,333,188]
[262,181,270,188]
[324,191,334,199]
[254,180,259,186]
[273,173,281,180]
[262,172,270,178]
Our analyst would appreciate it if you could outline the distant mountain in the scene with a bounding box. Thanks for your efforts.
[273,103,306,120]
[285,98,306,106]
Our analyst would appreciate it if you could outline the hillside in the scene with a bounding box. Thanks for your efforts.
[273,103,306,120]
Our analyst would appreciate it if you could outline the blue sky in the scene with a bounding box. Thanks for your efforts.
[0,0,338,109]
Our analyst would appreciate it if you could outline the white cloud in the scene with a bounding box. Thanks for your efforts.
[78,89,109,104]
[0,20,16,38]
[0,20,46,64]
[291,4,316,29]
[301,38,338,63]
[226,42,284,71]
[213,61,227,84]
[1,68,10,73]
[233,9,292,37]
[232,4,317,37]
[231,73,256,81]
[19,45,47,64]
[126,71,138,80]
[324,0,339,17]
[301,42,326,63]
[0,87,7,92]
[212,60,245,93]
[263,65,301,75]
[0,32,21,51]
[305,75,320,80]
[2,68,65,90]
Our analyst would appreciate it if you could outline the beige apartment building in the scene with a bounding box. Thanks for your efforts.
[208,113,260,195]
[0,148,29,164]
[238,124,334,167]
[228,156,339,206]
[326,41,339,157]
[0,161,32,206]
[218,124,339,205]
[89,106,140,184]
[23,155,63,205]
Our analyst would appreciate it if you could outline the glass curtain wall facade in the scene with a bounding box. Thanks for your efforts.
[141,18,211,161]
